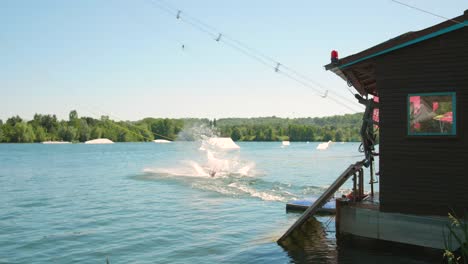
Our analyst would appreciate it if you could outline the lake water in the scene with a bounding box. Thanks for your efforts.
[0,142,439,263]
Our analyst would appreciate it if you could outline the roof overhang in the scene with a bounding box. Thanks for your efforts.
[325,10,468,96]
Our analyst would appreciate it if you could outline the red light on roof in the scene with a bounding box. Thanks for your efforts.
[331,50,339,63]
[331,50,338,59]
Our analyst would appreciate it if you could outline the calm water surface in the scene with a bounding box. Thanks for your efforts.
[0,142,438,263]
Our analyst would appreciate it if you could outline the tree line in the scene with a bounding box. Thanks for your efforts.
[216,115,362,142]
[0,111,363,143]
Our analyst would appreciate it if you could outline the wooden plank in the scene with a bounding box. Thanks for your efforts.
[277,160,365,244]
[286,198,336,214]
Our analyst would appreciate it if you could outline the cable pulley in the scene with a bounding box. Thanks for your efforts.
[150,0,364,112]
[274,62,281,73]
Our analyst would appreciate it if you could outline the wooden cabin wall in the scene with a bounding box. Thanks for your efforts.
[375,27,468,216]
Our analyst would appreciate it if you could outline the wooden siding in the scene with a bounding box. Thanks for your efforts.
[375,27,468,215]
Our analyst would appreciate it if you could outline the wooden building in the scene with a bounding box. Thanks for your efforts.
[325,10,468,217]
[278,10,467,250]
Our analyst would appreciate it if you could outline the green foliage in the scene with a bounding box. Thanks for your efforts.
[215,114,363,142]
[140,118,185,140]
[230,127,242,141]
[444,213,468,264]
[0,112,364,143]
[31,114,59,136]
[6,116,23,126]
[69,110,78,122]
[91,127,103,139]
[335,130,344,142]
[33,126,47,142]
[5,122,36,143]
[0,120,3,142]
[77,119,91,142]
[58,125,77,142]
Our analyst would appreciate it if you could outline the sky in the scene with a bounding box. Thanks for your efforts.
[1,0,466,121]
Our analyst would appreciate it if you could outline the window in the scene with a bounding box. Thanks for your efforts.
[408,92,456,136]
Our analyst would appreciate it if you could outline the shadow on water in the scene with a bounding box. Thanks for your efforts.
[278,217,442,264]
[279,217,337,263]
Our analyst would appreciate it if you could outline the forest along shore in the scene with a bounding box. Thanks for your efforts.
[0,111,363,143]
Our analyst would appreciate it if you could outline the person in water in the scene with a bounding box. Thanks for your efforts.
[209,170,216,177]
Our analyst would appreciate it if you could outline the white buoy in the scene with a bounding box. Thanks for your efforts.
[282,141,290,146]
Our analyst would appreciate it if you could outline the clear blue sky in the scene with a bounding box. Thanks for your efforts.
[1,0,466,121]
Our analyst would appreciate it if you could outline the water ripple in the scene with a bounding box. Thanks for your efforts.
[0,143,435,264]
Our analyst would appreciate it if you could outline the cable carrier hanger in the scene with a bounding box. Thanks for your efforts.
[150,0,364,113]
[82,0,384,144]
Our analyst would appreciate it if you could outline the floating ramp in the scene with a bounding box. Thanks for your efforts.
[286,198,336,214]
[277,160,365,244]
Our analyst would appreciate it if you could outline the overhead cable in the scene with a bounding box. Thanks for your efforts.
[149,0,364,112]
[390,0,467,26]
[84,107,175,141]
[153,0,362,109]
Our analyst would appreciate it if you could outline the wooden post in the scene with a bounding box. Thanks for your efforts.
[370,161,374,197]
[359,169,364,199]
[335,199,342,238]
[353,173,357,202]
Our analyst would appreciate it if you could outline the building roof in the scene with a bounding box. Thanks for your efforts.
[325,10,467,96]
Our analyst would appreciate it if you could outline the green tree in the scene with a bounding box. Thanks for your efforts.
[323,131,334,141]
[304,127,315,141]
[0,112,364,143]
[231,127,242,141]
[91,127,103,139]
[150,119,175,139]
[58,126,77,142]
[32,114,59,137]
[6,116,23,126]
[254,129,265,141]
[69,110,78,122]
[10,122,36,143]
[84,117,99,127]
[0,122,3,142]
[117,130,130,142]
[265,127,276,141]
[335,130,344,142]
[77,120,91,142]
[34,126,47,142]
[69,110,80,129]
[135,124,153,141]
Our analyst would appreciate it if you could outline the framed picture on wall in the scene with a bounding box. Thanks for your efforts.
[407,92,456,136]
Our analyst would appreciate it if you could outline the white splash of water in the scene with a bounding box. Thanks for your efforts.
[190,181,290,202]
[144,124,255,178]
[142,160,210,178]
[140,126,294,202]
[227,182,286,202]
[143,149,255,178]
